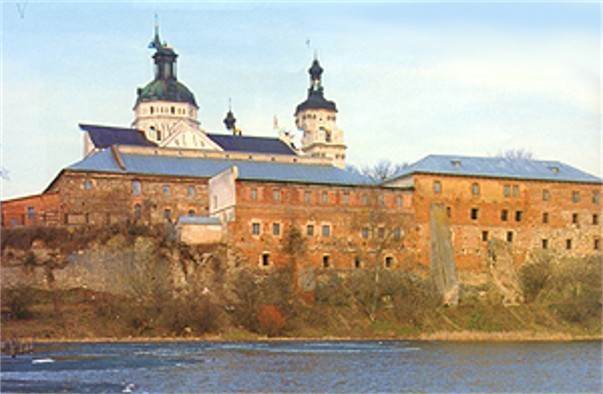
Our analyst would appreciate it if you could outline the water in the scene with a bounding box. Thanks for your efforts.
[1,340,601,393]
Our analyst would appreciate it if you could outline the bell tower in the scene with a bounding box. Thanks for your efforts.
[294,56,346,168]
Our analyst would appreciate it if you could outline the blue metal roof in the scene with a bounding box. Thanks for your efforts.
[67,149,368,186]
[178,216,221,225]
[80,124,156,149]
[206,133,298,156]
[387,155,601,184]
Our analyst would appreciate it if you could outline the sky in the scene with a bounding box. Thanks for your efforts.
[1,1,601,199]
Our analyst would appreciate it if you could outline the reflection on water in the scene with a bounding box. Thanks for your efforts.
[1,340,601,393]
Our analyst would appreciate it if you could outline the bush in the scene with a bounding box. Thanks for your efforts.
[519,252,553,303]
[257,304,286,337]
[2,287,36,320]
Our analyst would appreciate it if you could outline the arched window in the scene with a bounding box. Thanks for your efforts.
[188,209,195,217]
[472,183,480,196]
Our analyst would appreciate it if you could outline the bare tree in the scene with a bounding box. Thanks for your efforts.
[348,160,408,184]
[350,182,412,322]
[497,149,535,160]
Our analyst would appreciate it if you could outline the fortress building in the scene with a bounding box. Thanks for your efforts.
[2,27,601,276]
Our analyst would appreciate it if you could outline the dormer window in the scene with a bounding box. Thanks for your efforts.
[451,160,462,167]
[549,166,560,174]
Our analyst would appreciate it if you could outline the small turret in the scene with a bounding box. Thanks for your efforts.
[223,100,241,136]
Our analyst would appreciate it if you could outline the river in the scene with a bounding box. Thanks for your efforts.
[1,340,601,393]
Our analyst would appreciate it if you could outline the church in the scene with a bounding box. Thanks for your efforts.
[2,27,601,275]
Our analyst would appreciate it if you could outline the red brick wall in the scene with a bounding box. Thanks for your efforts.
[412,173,603,271]
[227,180,418,271]
[1,193,61,227]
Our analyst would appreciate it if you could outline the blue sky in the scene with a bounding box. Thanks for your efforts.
[2,1,601,199]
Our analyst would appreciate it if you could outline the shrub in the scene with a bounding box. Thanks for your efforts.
[2,287,35,320]
[257,304,286,337]
[519,252,553,303]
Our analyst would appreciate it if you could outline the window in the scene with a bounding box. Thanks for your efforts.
[188,186,195,197]
[472,183,480,196]
[322,191,328,204]
[343,192,350,205]
[132,180,142,195]
[273,223,280,236]
[566,239,572,250]
[446,207,451,218]
[385,256,393,268]
[273,189,281,202]
[433,181,442,194]
[595,239,601,251]
[543,189,550,201]
[188,209,195,217]
[252,223,260,235]
[261,253,270,267]
[322,225,331,237]
[170,106,175,114]
[593,214,599,225]
[377,227,385,239]
[543,212,549,224]
[501,209,508,221]
[306,225,314,236]
[470,208,479,220]
[506,231,514,242]
[515,211,523,222]
[362,195,368,205]
[84,180,92,190]
[27,207,34,220]
[482,231,489,242]
[156,129,162,141]
[134,204,141,218]
[593,192,600,204]
[361,227,369,239]
[164,209,171,220]
[322,255,331,269]
[393,228,401,241]
[250,188,258,201]
[572,191,579,203]
[304,191,311,203]
[572,213,579,224]
[378,195,385,206]
[396,196,402,208]
[542,239,549,249]
[513,185,519,197]
[354,256,362,269]
[504,185,511,197]
[163,185,170,196]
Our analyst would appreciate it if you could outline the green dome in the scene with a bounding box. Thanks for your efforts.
[136,79,198,108]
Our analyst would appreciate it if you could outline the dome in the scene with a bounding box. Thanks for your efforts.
[135,79,198,108]
[295,93,337,115]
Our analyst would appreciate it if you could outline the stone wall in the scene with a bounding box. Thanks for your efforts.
[45,171,210,225]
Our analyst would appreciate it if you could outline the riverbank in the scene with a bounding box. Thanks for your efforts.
[29,332,601,344]
[2,286,601,345]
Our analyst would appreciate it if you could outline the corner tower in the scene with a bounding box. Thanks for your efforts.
[132,25,216,150]
[295,57,346,168]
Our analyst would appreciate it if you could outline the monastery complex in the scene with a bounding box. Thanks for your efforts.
[2,27,602,277]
